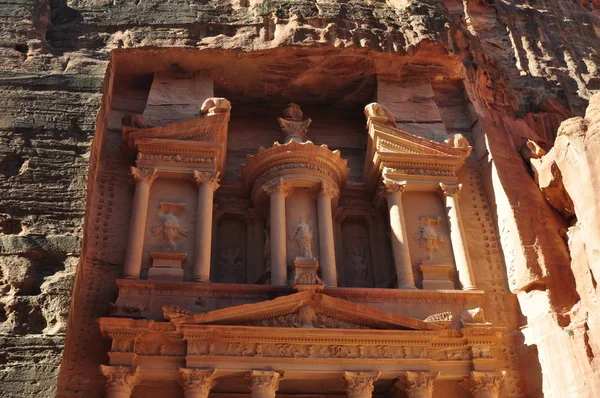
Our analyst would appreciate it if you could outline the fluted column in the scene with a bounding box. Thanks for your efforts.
[440,183,476,290]
[399,371,440,398]
[465,372,504,398]
[383,179,415,289]
[100,365,138,398]
[123,167,158,279]
[192,171,220,282]
[248,370,282,398]
[317,182,339,287]
[262,178,292,286]
[179,368,216,398]
[344,371,380,398]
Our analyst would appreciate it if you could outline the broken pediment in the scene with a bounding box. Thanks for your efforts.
[163,291,441,331]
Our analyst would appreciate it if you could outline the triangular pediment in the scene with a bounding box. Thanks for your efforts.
[123,111,230,149]
[164,291,441,331]
[372,122,469,158]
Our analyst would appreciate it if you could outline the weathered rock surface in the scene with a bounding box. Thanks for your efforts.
[0,0,599,397]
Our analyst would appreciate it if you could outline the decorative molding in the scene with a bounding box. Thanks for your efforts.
[130,166,158,184]
[178,368,217,395]
[423,312,453,323]
[137,153,215,164]
[382,178,407,194]
[344,371,380,397]
[99,365,138,393]
[318,181,340,199]
[193,170,220,190]
[463,371,504,398]
[262,177,293,197]
[439,182,461,197]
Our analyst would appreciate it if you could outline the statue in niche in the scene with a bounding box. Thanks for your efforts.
[345,245,368,287]
[218,247,243,283]
[291,217,314,259]
[277,103,312,143]
[151,203,188,249]
[413,217,444,263]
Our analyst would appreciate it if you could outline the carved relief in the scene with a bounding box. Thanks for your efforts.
[424,311,453,323]
[381,178,406,194]
[342,221,371,287]
[400,371,440,398]
[364,102,396,127]
[413,217,444,262]
[460,307,489,327]
[249,370,282,398]
[262,177,292,197]
[291,217,314,259]
[130,166,158,184]
[218,248,243,282]
[463,371,504,398]
[151,202,188,249]
[193,170,220,190]
[200,97,232,115]
[278,103,312,143]
[439,182,461,197]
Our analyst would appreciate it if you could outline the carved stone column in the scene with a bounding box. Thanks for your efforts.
[439,183,476,290]
[248,370,282,398]
[317,182,339,287]
[179,368,216,398]
[263,178,292,286]
[100,365,138,398]
[344,371,380,398]
[383,179,416,289]
[123,167,158,279]
[399,371,440,398]
[465,372,504,398]
[192,171,220,282]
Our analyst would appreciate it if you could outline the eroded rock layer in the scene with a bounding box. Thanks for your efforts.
[0,0,599,397]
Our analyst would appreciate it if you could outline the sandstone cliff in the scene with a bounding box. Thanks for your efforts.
[0,0,599,397]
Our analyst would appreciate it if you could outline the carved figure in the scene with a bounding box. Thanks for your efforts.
[278,103,312,143]
[218,247,243,282]
[413,217,443,262]
[364,102,396,127]
[152,212,188,249]
[459,307,489,327]
[291,218,313,259]
[346,245,368,286]
[200,97,231,115]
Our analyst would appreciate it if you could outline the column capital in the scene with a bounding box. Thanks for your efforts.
[100,365,138,393]
[463,371,504,398]
[439,182,461,197]
[193,170,220,190]
[262,177,292,197]
[248,370,282,397]
[179,368,216,396]
[317,182,339,199]
[344,371,380,397]
[382,178,406,195]
[130,166,158,185]
[398,371,440,398]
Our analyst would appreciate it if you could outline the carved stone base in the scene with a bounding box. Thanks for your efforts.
[148,251,186,281]
[419,264,455,290]
[292,257,324,292]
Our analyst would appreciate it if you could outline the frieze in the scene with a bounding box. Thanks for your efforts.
[137,153,216,164]
[257,161,336,182]
[384,167,455,177]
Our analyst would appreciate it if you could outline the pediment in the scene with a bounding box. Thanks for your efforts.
[164,291,441,331]
[372,123,469,159]
[123,111,230,149]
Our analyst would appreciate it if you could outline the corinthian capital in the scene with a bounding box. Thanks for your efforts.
[130,166,158,185]
[439,182,461,197]
[399,371,440,398]
[382,178,406,194]
[179,368,217,396]
[249,370,282,398]
[193,170,220,190]
[464,371,504,398]
[100,365,138,393]
[262,177,292,197]
[344,371,380,398]
[318,182,339,199]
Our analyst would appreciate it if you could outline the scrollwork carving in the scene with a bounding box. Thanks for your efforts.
[382,178,406,194]
[344,371,380,398]
[439,182,461,197]
[100,365,138,393]
[262,177,292,197]
[463,371,504,398]
[249,370,282,398]
[130,166,158,184]
[400,371,440,398]
[179,368,216,395]
[193,170,220,190]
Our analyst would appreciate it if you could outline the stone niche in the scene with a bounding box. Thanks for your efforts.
[213,215,247,284]
[340,218,373,287]
[284,187,320,267]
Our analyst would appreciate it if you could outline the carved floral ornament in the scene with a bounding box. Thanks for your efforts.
[399,371,440,396]
[439,182,461,197]
[130,166,158,184]
[461,371,505,396]
[193,170,220,190]
[179,368,217,393]
[262,177,293,197]
[318,181,340,199]
[248,370,282,395]
[99,365,138,392]
[344,371,380,396]
[381,178,407,195]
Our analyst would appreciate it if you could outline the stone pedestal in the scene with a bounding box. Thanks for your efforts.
[100,365,137,398]
[292,257,324,291]
[179,368,217,398]
[249,370,281,398]
[419,264,454,290]
[344,371,380,398]
[147,251,186,281]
